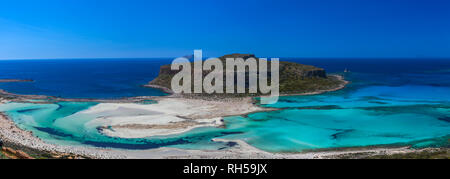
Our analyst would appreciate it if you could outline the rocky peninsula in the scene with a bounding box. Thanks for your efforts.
[0,79,33,83]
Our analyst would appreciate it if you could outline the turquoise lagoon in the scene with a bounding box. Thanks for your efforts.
[0,59,449,152]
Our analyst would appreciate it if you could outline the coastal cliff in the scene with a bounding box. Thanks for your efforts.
[148,53,344,96]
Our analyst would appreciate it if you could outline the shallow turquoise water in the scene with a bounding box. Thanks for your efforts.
[221,106,449,152]
[1,81,449,152]
[1,59,449,152]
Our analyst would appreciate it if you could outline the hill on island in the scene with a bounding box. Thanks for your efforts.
[148,54,345,97]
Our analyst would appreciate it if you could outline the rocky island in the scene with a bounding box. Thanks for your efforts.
[147,53,346,97]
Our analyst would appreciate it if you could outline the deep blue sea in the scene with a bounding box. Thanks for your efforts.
[0,58,449,152]
[0,59,170,98]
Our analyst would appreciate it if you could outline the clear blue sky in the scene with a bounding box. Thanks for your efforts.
[0,0,449,59]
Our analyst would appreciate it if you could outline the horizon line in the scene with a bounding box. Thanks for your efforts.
[1,57,450,61]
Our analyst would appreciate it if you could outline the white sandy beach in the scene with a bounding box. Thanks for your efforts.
[85,97,269,138]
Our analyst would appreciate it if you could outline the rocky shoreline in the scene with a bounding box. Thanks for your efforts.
[0,79,33,83]
[142,84,174,94]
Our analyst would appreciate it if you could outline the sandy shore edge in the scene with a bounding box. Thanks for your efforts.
[0,111,125,159]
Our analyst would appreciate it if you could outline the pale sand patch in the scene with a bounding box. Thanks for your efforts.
[101,118,223,139]
[85,97,271,138]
